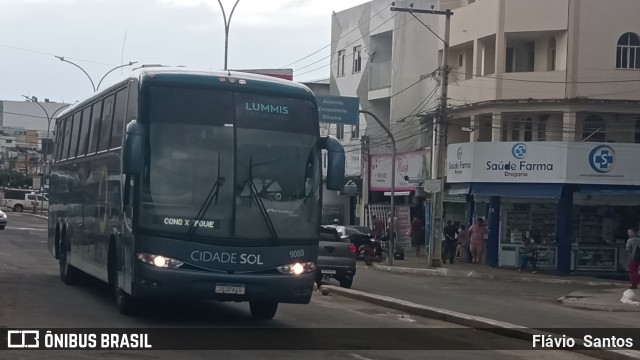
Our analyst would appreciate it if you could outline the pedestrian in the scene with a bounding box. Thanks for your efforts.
[518,230,538,273]
[626,228,640,290]
[410,215,424,257]
[442,220,458,264]
[371,215,384,240]
[468,217,488,264]
[457,224,471,263]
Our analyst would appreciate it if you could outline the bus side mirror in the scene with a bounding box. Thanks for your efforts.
[320,136,345,191]
[123,119,144,176]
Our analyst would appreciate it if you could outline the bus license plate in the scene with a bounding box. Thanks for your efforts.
[215,283,246,295]
[321,269,336,274]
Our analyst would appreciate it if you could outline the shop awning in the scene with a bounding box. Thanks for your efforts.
[578,184,640,196]
[470,183,563,199]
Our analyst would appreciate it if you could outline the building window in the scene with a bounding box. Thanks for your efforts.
[336,124,344,140]
[511,120,520,140]
[351,121,360,139]
[635,119,640,143]
[337,50,346,77]
[616,32,640,69]
[506,47,516,73]
[582,115,606,142]
[548,37,556,71]
[538,115,548,141]
[524,117,533,142]
[458,54,464,67]
[353,46,362,73]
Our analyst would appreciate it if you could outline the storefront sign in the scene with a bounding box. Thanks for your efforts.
[370,150,431,191]
[565,143,640,185]
[447,142,640,185]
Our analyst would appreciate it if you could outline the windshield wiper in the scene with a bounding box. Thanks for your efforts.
[247,156,279,242]
[186,153,225,240]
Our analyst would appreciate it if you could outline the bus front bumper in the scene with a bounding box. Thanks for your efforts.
[131,264,314,304]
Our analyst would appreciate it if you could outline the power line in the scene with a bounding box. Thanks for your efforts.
[0,43,119,67]
[281,3,393,69]
[294,12,401,75]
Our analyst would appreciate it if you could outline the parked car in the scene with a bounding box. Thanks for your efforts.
[335,226,374,250]
[0,209,7,230]
[1,189,48,212]
[316,225,357,288]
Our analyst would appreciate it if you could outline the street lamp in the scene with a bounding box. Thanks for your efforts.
[55,56,138,92]
[217,0,240,71]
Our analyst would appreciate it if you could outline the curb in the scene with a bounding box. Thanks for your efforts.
[372,264,627,287]
[324,285,640,360]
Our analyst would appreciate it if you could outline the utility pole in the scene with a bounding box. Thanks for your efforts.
[391,5,452,267]
[360,110,396,266]
[360,135,370,228]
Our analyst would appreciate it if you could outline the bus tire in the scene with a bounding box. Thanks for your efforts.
[59,235,81,286]
[109,242,137,316]
[249,301,278,319]
[13,204,23,212]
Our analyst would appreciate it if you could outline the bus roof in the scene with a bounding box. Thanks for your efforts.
[57,67,316,120]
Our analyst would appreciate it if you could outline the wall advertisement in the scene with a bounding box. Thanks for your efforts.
[447,142,640,185]
[369,149,431,191]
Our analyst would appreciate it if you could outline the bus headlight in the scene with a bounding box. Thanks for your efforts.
[277,261,315,275]
[137,253,184,269]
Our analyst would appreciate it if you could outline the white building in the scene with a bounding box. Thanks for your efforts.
[329,0,441,226]
[440,0,640,274]
[1,99,70,138]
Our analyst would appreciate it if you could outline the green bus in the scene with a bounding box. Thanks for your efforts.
[47,68,345,319]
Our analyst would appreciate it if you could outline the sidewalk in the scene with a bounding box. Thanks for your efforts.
[373,254,629,287]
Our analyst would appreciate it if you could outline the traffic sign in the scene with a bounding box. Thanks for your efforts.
[316,96,360,125]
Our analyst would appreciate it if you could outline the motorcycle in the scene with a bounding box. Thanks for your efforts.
[359,237,389,265]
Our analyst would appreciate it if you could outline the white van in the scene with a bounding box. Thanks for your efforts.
[1,189,48,212]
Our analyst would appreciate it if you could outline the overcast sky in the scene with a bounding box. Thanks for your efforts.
[0,0,370,103]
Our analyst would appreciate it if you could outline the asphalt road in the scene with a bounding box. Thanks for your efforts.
[347,262,638,328]
[0,213,596,360]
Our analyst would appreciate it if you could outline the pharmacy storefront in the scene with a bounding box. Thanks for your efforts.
[447,142,640,274]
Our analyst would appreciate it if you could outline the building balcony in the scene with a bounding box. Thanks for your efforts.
[369,61,391,91]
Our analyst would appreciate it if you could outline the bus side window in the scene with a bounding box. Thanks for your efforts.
[69,111,82,158]
[111,88,128,149]
[78,107,92,156]
[87,101,103,155]
[98,95,115,152]
[53,121,62,161]
[61,116,73,160]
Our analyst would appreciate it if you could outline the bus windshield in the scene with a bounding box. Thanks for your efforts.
[138,86,321,242]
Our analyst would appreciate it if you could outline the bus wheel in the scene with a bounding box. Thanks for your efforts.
[109,244,137,316]
[249,301,278,319]
[59,238,81,285]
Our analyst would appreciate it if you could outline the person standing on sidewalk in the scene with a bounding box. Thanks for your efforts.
[468,218,488,264]
[410,215,424,257]
[518,231,538,273]
[457,224,471,263]
[442,220,458,264]
[626,228,640,289]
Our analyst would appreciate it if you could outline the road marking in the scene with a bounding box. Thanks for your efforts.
[350,354,375,360]
[11,227,47,231]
